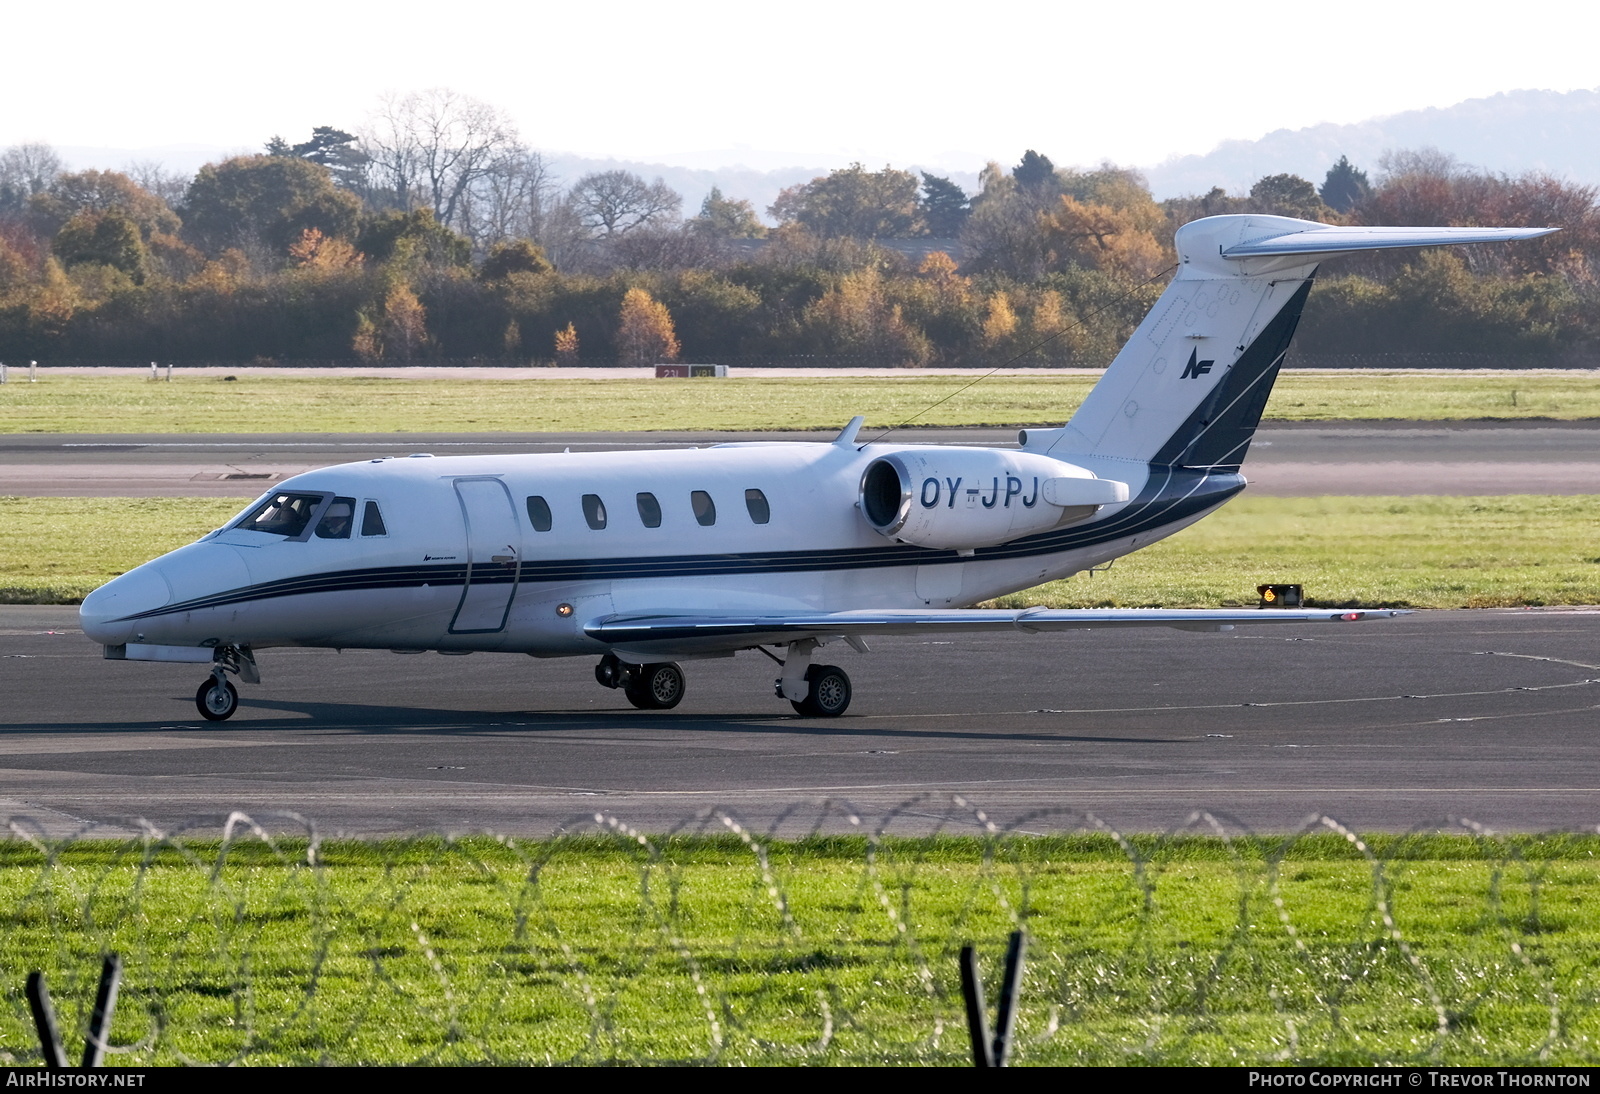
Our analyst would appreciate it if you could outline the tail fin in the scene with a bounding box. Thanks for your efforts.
[1039,215,1557,471]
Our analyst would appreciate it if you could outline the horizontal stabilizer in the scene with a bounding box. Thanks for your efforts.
[589,607,1409,653]
[1223,224,1557,259]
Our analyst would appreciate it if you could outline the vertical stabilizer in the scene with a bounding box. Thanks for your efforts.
[1038,215,1557,473]
[1045,215,1322,472]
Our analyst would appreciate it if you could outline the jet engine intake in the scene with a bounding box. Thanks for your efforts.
[859,449,1128,550]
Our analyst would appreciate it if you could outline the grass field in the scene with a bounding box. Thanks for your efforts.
[2,371,1600,433]
[4,494,1596,608]
[3,831,1598,1065]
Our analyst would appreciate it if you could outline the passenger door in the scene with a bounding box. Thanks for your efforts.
[450,477,522,634]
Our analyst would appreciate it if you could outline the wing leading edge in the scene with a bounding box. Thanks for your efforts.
[586,607,1409,655]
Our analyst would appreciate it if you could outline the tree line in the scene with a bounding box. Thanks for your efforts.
[1,91,1598,367]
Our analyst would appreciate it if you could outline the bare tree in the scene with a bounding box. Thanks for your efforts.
[568,170,681,239]
[1377,146,1462,184]
[125,160,191,209]
[0,142,62,216]
[457,146,559,250]
[601,223,729,272]
[530,194,591,270]
[361,89,520,234]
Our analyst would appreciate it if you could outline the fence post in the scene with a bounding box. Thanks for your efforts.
[959,944,993,1067]
[1,361,7,384]
[28,359,36,382]
[959,929,1026,1067]
[25,972,66,1068]
[24,954,121,1069]
[81,954,122,1068]
[150,361,158,381]
[992,929,1026,1066]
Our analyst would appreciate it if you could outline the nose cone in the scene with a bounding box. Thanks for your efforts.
[81,564,173,644]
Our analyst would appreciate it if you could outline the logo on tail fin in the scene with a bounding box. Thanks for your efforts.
[1179,349,1214,379]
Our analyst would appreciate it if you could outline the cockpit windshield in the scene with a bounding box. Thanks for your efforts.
[234,492,325,538]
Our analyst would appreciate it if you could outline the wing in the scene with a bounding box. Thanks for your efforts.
[586,607,1409,656]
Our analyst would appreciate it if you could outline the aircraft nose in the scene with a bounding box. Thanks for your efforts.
[80,563,174,645]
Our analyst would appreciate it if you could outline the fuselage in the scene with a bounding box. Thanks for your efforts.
[79,441,1243,658]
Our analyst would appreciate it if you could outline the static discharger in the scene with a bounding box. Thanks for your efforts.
[1259,584,1304,609]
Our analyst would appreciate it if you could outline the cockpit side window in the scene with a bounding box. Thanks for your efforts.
[315,497,358,539]
[235,492,324,538]
[360,500,388,537]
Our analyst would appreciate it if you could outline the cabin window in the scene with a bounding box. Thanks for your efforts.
[690,490,716,526]
[314,497,357,539]
[636,492,662,528]
[582,493,608,530]
[744,488,770,524]
[360,500,388,537]
[526,496,553,532]
[235,492,323,538]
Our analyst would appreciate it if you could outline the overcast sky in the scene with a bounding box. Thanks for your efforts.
[8,0,1600,172]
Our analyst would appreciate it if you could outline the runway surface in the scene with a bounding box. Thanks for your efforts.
[6,420,1599,496]
[5,605,1600,837]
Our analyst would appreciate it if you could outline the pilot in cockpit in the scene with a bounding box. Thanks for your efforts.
[314,499,355,540]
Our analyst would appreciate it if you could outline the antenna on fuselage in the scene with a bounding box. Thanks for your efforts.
[834,415,864,445]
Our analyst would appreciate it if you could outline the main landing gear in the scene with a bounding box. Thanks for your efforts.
[763,638,853,717]
[194,646,258,721]
[593,645,853,716]
[595,654,685,710]
[783,664,852,717]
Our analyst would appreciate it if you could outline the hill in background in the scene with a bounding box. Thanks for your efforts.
[1144,88,1600,198]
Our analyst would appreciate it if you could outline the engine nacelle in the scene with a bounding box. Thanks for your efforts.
[858,448,1129,550]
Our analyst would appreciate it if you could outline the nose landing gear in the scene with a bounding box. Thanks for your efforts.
[196,674,238,721]
[194,646,257,721]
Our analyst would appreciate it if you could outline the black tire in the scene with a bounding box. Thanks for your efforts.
[791,665,851,717]
[595,653,626,689]
[624,662,685,710]
[196,677,239,721]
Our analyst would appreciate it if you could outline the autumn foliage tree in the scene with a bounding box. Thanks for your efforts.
[769,164,924,239]
[288,228,363,272]
[1040,196,1165,278]
[184,155,361,257]
[554,321,579,364]
[53,211,148,282]
[616,287,679,364]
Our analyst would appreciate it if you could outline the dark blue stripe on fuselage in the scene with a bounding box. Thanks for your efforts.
[116,468,1241,622]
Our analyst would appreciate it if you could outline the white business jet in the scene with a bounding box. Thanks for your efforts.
[80,214,1554,721]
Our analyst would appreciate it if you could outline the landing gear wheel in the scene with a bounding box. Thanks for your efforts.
[792,665,851,717]
[196,677,239,721]
[595,653,626,689]
[625,662,685,710]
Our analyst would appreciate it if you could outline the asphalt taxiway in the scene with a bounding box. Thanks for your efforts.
[4,605,1599,836]
[5,420,1599,496]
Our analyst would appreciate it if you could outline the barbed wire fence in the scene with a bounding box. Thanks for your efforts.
[1,798,1595,1066]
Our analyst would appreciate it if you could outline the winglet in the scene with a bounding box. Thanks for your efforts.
[834,415,865,446]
